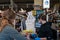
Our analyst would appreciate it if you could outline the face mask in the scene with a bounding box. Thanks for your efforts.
[38,21,42,24]
[12,20,15,25]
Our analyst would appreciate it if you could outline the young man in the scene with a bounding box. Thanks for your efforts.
[38,15,53,40]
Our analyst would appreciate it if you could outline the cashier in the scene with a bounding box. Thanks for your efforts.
[38,15,53,40]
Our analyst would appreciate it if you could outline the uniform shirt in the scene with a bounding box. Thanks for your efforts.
[38,22,53,38]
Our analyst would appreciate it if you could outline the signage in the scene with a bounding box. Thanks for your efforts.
[43,0,50,8]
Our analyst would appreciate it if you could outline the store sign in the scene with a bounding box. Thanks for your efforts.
[43,0,50,8]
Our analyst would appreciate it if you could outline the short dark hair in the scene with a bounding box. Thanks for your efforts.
[38,14,43,19]
[38,14,46,21]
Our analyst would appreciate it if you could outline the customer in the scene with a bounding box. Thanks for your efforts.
[22,14,27,30]
[0,9,27,40]
[38,15,53,40]
[15,19,21,32]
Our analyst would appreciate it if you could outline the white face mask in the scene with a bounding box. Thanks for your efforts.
[42,21,46,24]
[38,21,41,24]
[12,20,16,26]
[38,19,42,24]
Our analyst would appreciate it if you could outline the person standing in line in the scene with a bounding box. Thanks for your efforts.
[22,14,27,30]
[0,9,27,40]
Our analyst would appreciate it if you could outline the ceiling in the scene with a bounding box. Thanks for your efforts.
[0,0,60,3]
[0,0,34,10]
[0,0,34,4]
[0,0,60,10]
